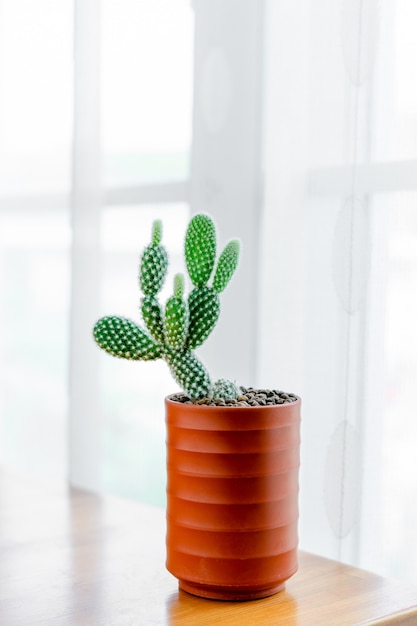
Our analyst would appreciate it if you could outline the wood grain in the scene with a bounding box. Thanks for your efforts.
[0,469,416,625]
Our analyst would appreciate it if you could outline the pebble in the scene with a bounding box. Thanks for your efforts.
[171,388,298,407]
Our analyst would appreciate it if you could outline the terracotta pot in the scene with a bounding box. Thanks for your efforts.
[165,394,301,601]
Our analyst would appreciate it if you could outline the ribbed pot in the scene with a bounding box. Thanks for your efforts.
[165,395,301,601]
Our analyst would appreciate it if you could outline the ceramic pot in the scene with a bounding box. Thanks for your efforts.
[165,395,301,601]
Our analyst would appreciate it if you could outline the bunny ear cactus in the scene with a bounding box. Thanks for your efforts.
[93,316,162,361]
[140,220,167,345]
[93,213,240,399]
[185,215,240,350]
[185,214,217,286]
[164,274,188,349]
[139,219,167,295]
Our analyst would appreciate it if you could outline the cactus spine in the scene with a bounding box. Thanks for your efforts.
[93,214,240,399]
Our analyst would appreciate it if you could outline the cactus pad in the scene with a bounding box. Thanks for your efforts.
[186,286,220,350]
[140,221,168,297]
[164,348,211,398]
[164,274,188,349]
[141,295,165,344]
[209,378,241,400]
[213,240,240,293]
[93,316,162,360]
[185,214,216,287]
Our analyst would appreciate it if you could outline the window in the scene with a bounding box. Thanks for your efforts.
[0,0,194,501]
[261,0,417,585]
[0,0,73,480]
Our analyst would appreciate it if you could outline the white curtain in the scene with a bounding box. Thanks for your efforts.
[0,0,193,505]
[0,0,73,480]
[260,0,417,584]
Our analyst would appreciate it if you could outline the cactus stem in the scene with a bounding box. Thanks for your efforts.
[174,273,185,299]
[152,220,163,246]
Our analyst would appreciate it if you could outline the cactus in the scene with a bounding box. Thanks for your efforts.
[93,214,240,399]
[93,316,162,361]
[140,220,168,296]
[164,274,188,349]
[209,378,241,401]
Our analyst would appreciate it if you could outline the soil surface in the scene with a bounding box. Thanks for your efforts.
[170,387,298,407]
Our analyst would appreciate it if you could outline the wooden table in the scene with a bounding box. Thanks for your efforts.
[1,470,416,625]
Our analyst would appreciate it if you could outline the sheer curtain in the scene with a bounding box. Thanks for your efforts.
[260,0,417,584]
[0,0,193,506]
[70,0,194,504]
[0,0,73,480]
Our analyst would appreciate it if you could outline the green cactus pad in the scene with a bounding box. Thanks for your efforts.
[209,378,241,400]
[139,222,168,297]
[93,316,162,360]
[164,275,188,349]
[164,348,211,398]
[185,214,216,287]
[186,286,220,350]
[141,296,165,344]
[151,220,163,246]
[213,239,240,293]
[173,273,184,299]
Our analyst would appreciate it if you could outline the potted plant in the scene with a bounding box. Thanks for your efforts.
[93,213,301,601]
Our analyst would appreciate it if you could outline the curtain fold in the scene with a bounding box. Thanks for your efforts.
[261,0,417,584]
[69,0,103,491]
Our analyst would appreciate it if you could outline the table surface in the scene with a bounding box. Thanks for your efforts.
[1,470,417,626]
